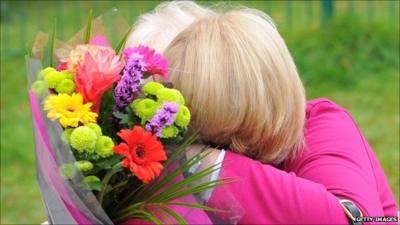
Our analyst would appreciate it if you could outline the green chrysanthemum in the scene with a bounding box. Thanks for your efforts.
[156,88,185,105]
[84,175,100,183]
[74,160,93,172]
[130,98,158,123]
[55,79,76,94]
[70,126,97,153]
[85,123,102,138]
[39,67,56,79]
[59,164,77,179]
[63,128,75,144]
[142,82,164,96]
[60,70,74,80]
[44,70,66,88]
[95,136,114,158]
[161,125,179,138]
[175,105,191,127]
[31,80,48,96]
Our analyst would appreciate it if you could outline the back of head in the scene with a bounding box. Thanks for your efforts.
[165,7,306,164]
[126,1,214,53]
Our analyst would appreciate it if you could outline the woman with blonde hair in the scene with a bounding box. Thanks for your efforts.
[127,1,398,224]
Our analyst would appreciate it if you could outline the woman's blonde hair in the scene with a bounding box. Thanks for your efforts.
[165,7,306,164]
[126,1,214,53]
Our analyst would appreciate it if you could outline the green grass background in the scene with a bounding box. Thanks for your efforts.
[1,1,399,224]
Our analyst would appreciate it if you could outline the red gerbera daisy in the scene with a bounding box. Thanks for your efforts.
[113,126,167,183]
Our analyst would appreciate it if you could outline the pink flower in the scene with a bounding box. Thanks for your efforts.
[123,46,169,80]
[56,61,68,71]
[75,46,124,113]
[89,35,111,48]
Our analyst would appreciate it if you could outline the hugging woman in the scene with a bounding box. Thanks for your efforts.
[125,1,398,224]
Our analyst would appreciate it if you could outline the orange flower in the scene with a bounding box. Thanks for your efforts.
[75,46,124,113]
[113,126,167,183]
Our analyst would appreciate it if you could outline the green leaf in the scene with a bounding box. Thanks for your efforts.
[87,180,102,191]
[165,202,217,212]
[152,207,172,225]
[84,9,93,44]
[163,133,199,168]
[104,180,128,195]
[115,26,132,55]
[113,209,146,225]
[108,183,145,216]
[149,161,225,203]
[112,111,126,119]
[98,89,118,140]
[112,133,235,223]
[47,17,56,67]
[156,178,233,203]
[117,149,225,215]
[112,111,129,123]
[137,146,213,202]
[25,45,33,58]
[160,206,187,225]
[116,150,205,215]
[140,207,163,225]
[95,155,122,169]
[97,162,122,204]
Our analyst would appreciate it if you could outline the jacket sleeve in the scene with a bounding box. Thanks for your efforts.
[207,151,350,224]
[207,100,394,224]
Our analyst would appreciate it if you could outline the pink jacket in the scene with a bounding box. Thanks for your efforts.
[207,98,398,224]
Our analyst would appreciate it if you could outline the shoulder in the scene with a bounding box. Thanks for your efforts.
[285,98,368,170]
[304,98,360,137]
[287,98,373,173]
[304,98,363,150]
[306,98,348,119]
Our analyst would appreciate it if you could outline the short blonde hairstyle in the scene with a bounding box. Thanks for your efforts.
[126,1,214,53]
[165,7,306,164]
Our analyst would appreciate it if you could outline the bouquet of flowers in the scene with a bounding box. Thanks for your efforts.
[26,9,234,225]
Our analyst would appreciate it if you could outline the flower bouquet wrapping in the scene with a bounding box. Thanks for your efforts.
[26,9,240,225]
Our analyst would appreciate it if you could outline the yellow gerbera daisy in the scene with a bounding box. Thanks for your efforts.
[44,93,98,128]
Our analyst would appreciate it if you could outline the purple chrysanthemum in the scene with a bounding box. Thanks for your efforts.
[114,54,146,110]
[145,102,179,137]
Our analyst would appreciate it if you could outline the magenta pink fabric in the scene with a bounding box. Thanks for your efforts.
[208,98,398,224]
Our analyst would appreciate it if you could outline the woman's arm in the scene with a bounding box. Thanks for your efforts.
[206,99,396,224]
[207,151,349,224]
[294,100,396,216]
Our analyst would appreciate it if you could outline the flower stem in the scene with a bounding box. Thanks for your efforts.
[97,162,122,205]
[109,183,145,217]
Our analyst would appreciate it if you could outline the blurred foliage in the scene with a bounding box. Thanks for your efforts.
[1,1,399,224]
[288,16,399,86]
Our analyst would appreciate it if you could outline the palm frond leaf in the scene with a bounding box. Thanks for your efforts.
[149,165,233,203]
[130,133,199,202]
[115,26,132,55]
[164,202,218,212]
[136,146,213,202]
[112,133,236,224]
[84,9,93,44]
[159,206,187,225]
[151,206,172,225]
[149,159,222,201]
[140,207,163,225]
[47,18,56,67]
